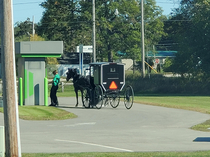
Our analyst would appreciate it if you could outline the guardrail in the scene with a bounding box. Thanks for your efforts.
[48,82,73,92]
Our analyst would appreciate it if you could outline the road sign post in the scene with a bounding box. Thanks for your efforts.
[76,45,93,75]
[79,45,83,75]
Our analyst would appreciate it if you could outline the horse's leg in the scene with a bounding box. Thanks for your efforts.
[75,88,79,107]
[81,89,84,106]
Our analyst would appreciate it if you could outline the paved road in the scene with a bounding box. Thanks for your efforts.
[0,97,210,153]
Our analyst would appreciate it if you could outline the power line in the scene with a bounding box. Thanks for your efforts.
[156,0,180,3]
[13,1,42,5]
[157,2,178,4]
[13,1,180,5]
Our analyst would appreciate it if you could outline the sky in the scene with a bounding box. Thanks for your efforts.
[13,0,180,24]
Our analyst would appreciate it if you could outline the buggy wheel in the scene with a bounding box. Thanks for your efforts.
[110,94,120,108]
[104,97,109,106]
[124,85,134,109]
[82,88,90,108]
[94,85,103,109]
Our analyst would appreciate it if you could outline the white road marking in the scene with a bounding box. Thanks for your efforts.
[64,122,96,127]
[55,139,133,152]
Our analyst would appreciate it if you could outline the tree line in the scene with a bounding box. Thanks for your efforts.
[3,0,210,81]
[13,0,165,62]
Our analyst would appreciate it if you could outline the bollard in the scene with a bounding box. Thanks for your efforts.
[19,77,23,106]
[44,77,48,106]
[0,126,4,157]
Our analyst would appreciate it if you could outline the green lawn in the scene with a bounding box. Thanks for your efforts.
[17,106,77,120]
[0,105,77,120]
[50,82,79,97]
[134,95,210,114]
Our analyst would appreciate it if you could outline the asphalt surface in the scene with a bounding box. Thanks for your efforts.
[1,97,210,153]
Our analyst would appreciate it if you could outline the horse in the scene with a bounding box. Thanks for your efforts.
[66,68,94,107]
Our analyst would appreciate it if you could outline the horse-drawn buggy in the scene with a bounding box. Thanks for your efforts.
[66,62,134,109]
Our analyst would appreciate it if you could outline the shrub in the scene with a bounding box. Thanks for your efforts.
[125,73,210,95]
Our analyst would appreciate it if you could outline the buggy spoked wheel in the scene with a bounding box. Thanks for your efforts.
[104,97,110,106]
[124,85,134,109]
[82,88,90,108]
[110,94,120,108]
[94,85,103,109]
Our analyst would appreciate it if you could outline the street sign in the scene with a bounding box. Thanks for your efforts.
[155,59,159,64]
[77,45,93,75]
[76,45,93,53]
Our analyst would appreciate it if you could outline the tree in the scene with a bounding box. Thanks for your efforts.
[14,18,37,42]
[37,0,165,64]
[37,0,85,52]
[164,0,210,79]
[80,0,165,62]
[95,0,142,62]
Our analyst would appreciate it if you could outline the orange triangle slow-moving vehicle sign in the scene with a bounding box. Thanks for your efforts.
[109,81,118,90]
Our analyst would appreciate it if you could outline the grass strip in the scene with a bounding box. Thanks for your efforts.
[0,106,77,120]
[21,151,210,157]
[134,96,210,114]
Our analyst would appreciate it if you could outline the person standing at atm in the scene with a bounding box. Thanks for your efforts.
[49,70,60,106]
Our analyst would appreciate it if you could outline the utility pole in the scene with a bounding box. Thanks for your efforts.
[0,0,20,156]
[92,0,96,62]
[32,16,35,37]
[141,0,145,78]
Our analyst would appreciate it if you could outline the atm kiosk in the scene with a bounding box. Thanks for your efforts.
[15,41,63,105]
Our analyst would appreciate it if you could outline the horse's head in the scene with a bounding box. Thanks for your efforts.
[66,68,78,81]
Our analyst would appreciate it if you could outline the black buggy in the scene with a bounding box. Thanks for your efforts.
[82,62,134,109]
